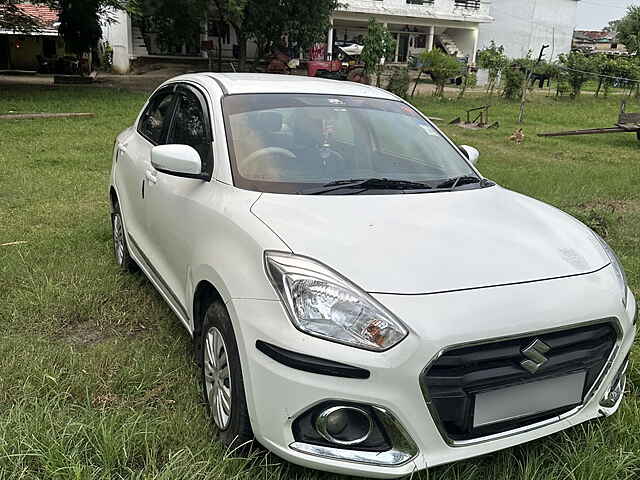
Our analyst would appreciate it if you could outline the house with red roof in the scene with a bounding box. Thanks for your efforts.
[0,3,65,71]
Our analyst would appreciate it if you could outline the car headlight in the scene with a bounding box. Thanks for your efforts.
[265,252,408,351]
[595,234,628,308]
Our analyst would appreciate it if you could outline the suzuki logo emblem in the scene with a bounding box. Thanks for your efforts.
[520,339,551,374]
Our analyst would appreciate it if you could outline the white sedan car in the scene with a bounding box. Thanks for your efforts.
[110,73,635,478]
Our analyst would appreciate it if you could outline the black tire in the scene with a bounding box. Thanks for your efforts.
[111,201,137,273]
[199,301,254,449]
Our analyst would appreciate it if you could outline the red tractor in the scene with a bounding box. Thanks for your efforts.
[307,45,369,84]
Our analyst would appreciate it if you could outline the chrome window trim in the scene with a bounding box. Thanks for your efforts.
[419,317,623,447]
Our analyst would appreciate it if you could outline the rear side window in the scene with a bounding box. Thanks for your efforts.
[167,88,213,177]
[138,90,176,144]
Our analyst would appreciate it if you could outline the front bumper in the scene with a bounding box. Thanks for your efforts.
[227,266,636,478]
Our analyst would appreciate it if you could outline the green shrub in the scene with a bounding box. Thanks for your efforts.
[502,62,526,100]
[386,67,411,99]
[558,51,596,98]
[476,41,508,95]
[419,49,462,97]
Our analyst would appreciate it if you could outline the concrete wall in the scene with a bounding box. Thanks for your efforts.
[340,0,493,23]
[102,10,131,74]
[478,0,578,60]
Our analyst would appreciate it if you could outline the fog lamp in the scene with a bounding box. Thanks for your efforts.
[316,406,373,446]
[600,358,629,408]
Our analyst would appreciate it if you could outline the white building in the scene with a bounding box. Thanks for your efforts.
[478,0,580,61]
[330,0,493,64]
[103,1,493,73]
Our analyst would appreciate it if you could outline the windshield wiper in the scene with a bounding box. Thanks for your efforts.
[435,175,484,190]
[302,178,433,195]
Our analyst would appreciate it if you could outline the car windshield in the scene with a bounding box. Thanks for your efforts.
[223,94,478,194]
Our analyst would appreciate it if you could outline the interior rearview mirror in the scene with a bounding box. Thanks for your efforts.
[459,145,480,166]
[151,144,202,178]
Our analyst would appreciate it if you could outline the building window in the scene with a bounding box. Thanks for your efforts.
[454,0,481,9]
[406,0,434,4]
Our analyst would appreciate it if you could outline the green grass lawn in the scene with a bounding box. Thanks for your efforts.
[0,85,638,480]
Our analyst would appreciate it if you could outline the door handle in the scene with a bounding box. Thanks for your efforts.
[145,170,158,185]
[116,144,126,162]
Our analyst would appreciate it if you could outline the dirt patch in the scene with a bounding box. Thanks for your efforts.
[60,322,111,346]
[578,199,640,215]
[92,393,122,409]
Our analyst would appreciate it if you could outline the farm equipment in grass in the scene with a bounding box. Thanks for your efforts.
[538,102,640,142]
[449,105,499,130]
[307,44,369,84]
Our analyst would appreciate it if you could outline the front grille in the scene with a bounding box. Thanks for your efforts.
[421,322,617,441]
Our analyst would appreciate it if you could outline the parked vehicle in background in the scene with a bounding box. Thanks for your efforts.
[307,45,368,83]
[109,73,635,478]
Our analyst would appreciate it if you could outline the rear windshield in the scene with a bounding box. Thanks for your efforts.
[222,94,475,194]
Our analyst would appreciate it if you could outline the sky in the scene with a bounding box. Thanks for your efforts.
[576,0,638,30]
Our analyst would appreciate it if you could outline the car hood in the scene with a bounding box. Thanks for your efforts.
[251,186,609,295]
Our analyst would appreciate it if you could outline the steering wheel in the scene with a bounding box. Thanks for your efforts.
[317,146,346,171]
[240,147,297,178]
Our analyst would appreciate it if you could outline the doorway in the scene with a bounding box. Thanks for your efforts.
[0,36,9,70]
[397,34,409,63]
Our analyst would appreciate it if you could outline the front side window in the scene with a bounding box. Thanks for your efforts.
[138,90,176,144]
[223,94,479,194]
[167,89,212,176]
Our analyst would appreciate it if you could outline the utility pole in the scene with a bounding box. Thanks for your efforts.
[518,44,549,124]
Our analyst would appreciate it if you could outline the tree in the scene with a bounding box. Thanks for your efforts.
[614,5,640,55]
[281,0,341,55]
[558,51,595,98]
[457,68,476,99]
[476,41,507,96]
[58,0,137,73]
[211,0,247,70]
[242,0,340,69]
[361,18,395,87]
[593,55,640,97]
[1,0,135,73]
[0,0,132,32]
[58,0,102,65]
[501,61,526,100]
[0,1,41,31]
[135,0,208,56]
[419,49,461,97]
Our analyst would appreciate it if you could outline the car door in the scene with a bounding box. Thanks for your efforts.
[115,86,178,262]
[144,83,215,310]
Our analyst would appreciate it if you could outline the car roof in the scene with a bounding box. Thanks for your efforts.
[170,72,399,100]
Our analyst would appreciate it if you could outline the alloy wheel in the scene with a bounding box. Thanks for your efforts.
[113,213,126,266]
[204,327,233,430]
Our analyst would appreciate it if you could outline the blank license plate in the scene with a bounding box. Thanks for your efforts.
[473,371,586,428]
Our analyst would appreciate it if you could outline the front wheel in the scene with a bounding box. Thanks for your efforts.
[200,302,254,449]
